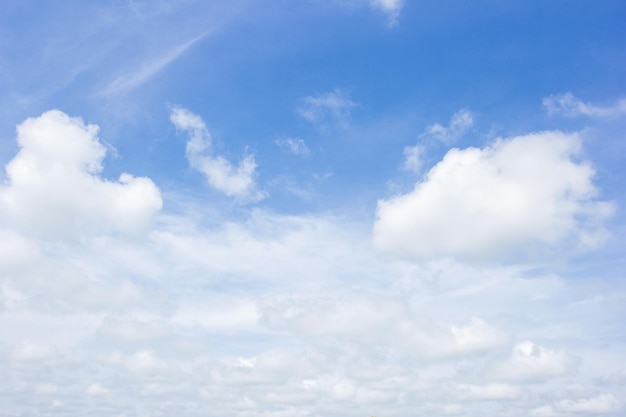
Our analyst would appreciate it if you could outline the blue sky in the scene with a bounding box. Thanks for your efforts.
[1,1,626,416]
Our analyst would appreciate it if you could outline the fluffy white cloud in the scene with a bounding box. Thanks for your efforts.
[374,131,614,260]
[275,137,310,157]
[170,107,264,201]
[491,341,576,382]
[543,92,626,118]
[0,110,162,237]
[297,89,356,130]
[421,109,473,144]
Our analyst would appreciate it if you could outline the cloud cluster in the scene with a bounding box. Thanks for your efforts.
[0,110,622,417]
[170,107,264,201]
[375,130,614,260]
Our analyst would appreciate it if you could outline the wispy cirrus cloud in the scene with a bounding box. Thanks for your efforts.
[297,89,357,130]
[99,31,210,96]
[543,92,626,118]
[276,137,310,157]
[421,108,473,144]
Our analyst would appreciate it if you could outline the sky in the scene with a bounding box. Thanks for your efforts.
[0,1,625,416]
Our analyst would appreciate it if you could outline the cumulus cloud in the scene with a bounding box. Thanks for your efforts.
[491,341,576,382]
[170,107,264,201]
[543,92,626,118]
[421,109,473,145]
[374,131,614,260]
[0,113,622,417]
[297,89,356,130]
[275,137,310,157]
[0,110,162,237]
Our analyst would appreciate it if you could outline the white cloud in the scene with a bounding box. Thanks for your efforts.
[491,341,576,382]
[275,137,310,157]
[8,339,58,361]
[101,349,170,375]
[403,144,425,172]
[455,383,521,401]
[170,107,264,201]
[86,383,110,396]
[557,394,621,414]
[260,294,508,359]
[533,394,622,416]
[0,110,162,238]
[370,0,404,25]
[0,111,624,417]
[421,109,473,144]
[297,89,356,130]
[374,131,614,260]
[543,92,626,118]
[100,32,209,96]
[397,316,509,358]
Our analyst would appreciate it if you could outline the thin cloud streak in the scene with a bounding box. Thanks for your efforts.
[98,31,211,96]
